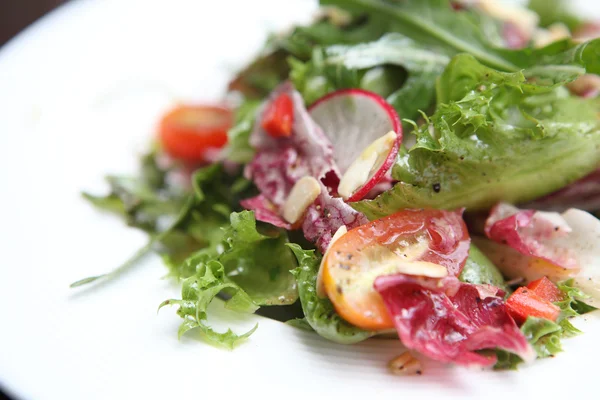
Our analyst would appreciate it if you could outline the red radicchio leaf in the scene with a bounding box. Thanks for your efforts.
[239,195,291,229]
[243,82,367,252]
[374,275,534,367]
[247,82,340,190]
[485,203,578,269]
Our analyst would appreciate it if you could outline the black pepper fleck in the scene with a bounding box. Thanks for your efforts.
[432,183,441,193]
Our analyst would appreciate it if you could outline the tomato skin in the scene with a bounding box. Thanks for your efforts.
[506,287,561,324]
[322,209,470,331]
[261,93,294,137]
[159,105,233,163]
[526,277,564,303]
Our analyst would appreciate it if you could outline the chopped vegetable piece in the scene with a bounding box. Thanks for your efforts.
[506,287,561,324]
[261,93,294,138]
[527,277,564,303]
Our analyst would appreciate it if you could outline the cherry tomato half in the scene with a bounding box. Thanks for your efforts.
[321,209,470,331]
[159,105,233,163]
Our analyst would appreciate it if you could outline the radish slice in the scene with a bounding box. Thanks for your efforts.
[308,89,402,202]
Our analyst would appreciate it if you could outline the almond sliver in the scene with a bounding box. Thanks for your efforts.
[282,176,321,224]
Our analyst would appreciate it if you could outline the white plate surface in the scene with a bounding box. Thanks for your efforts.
[1,1,599,399]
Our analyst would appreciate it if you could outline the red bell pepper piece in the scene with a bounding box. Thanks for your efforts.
[506,287,561,324]
[526,277,564,303]
[261,93,294,138]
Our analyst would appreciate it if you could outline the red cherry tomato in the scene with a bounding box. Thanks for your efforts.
[159,105,233,163]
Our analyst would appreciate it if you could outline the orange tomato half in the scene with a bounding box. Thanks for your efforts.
[321,209,470,331]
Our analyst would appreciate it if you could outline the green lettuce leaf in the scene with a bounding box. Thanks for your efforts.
[459,244,506,290]
[159,258,259,349]
[291,33,449,120]
[288,244,375,344]
[218,211,299,305]
[353,54,600,219]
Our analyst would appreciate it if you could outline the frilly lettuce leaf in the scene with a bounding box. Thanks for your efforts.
[495,279,596,369]
[219,211,299,305]
[353,54,600,219]
[288,244,375,344]
[459,244,507,290]
[556,279,598,318]
[161,211,300,348]
[159,258,259,349]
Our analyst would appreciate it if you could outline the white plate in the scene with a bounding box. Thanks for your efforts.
[1,1,599,399]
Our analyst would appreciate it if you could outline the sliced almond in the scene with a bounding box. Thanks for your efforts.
[389,352,422,376]
[338,131,397,200]
[282,176,321,224]
[361,244,448,279]
[316,225,348,298]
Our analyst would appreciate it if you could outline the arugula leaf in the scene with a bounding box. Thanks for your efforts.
[459,244,507,290]
[321,0,522,71]
[71,195,196,288]
[159,259,259,349]
[228,11,386,98]
[320,0,600,86]
[76,160,256,286]
[82,152,186,232]
[353,54,600,219]
[222,100,261,164]
[288,244,375,344]
[291,33,448,122]
[528,0,584,32]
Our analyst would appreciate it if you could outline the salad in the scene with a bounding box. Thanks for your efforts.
[75,0,600,373]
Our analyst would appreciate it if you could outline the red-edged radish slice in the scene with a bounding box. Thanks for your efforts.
[308,89,402,202]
